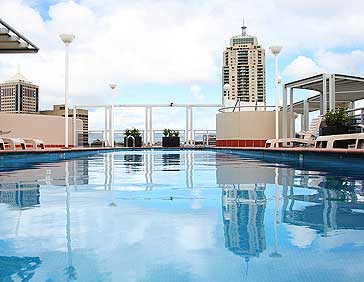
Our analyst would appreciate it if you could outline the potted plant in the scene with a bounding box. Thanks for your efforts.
[162,128,180,147]
[124,128,142,147]
[320,108,350,136]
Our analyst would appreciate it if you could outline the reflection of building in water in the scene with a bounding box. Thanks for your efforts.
[222,184,266,261]
[0,183,40,208]
[282,185,364,235]
[162,154,180,167]
[123,154,143,173]
[0,256,41,281]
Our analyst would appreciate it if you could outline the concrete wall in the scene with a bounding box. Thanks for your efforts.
[0,113,82,146]
[216,111,295,147]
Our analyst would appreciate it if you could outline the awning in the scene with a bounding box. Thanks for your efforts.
[286,74,364,114]
[0,18,39,53]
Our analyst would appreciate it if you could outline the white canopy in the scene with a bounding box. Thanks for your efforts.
[0,18,39,53]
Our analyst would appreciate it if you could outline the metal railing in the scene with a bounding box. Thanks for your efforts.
[75,129,216,147]
[218,105,277,113]
[346,107,364,133]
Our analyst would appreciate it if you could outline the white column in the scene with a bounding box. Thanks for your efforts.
[145,107,148,145]
[64,44,69,148]
[322,74,327,114]
[104,107,108,146]
[150,107,153,145]
[303,100,309,131]
[189,107,193,144]
[282,87,287,139]
[329,74,336,111]
[111,106,114,148]
[290,88,294,138]
[185,107,189,144]
[73,107,77,147]
[301,113,305,132]
[109,106,112,147]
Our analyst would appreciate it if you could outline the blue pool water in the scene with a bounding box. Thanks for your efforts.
[0,150,364,282]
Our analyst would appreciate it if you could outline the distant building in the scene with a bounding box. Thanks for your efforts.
[222,23,266,105]
[40,104,88,145]
[0,70,39,113]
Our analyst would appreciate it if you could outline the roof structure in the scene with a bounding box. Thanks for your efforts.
[5,66,32,83]
[281,73,364,139]
[285,73,364,114]
[0,18,39,53]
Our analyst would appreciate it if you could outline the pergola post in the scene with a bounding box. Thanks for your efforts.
[73,107,77,147]
[301,113,305,132]
[289,88,294,137]
[329,74,336,111]
[282,86,287,139]
[303,99,309,131]
[322,74,327,114]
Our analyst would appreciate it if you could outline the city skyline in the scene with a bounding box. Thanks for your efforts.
[1,0,364,130]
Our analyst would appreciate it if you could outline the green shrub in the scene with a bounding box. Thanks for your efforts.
[163,128,171,137]
[163,129,179,137]
[124,128,141,137]
[324,108,349,126]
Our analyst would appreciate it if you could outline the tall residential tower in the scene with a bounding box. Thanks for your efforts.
[222,24,266,105]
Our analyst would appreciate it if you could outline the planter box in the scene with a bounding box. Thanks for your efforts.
[124,136,142,147]
[320,125,349,136]
[162,137,180,147]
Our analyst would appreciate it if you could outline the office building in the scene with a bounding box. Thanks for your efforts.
[0,70,39,113]
[40,104,88,145]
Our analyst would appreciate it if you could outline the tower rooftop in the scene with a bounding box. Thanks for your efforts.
[5,67,31,84]
[230,23,258,46]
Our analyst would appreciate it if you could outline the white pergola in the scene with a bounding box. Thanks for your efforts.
[0,18,39,53]
[281,73,364,138]
[72,103,221,146]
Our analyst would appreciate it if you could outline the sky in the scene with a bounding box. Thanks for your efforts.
[1,0,364,130]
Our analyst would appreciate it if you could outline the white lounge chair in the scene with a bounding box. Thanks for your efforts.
[266,116,322,148]
[2,137,26,150]
[23,138,45,149]
[315,133,363,149]
[0,138,4,150]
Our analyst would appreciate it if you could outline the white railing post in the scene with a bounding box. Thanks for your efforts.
[73,107,77,147]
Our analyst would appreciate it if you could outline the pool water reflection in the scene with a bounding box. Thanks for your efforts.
[0,150,364,282]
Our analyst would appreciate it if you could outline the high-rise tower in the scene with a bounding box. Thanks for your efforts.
[222,23,266,105]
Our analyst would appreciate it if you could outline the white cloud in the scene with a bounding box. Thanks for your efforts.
[190,85,204,101]
[283,56,324,79]
[283,50,364,80]
[285,224,317,248]
[2,0,364,129]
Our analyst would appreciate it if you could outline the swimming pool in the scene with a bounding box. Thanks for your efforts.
[0,149,364,282]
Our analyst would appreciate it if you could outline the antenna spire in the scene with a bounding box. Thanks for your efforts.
[241,18,247,36]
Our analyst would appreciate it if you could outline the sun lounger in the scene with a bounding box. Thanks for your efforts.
[2,137,26,150]
[23,138,45,149]
[0,138,4,150]
[266,117,322,148]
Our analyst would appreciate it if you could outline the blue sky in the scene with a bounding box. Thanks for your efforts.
[1,0,364,129]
